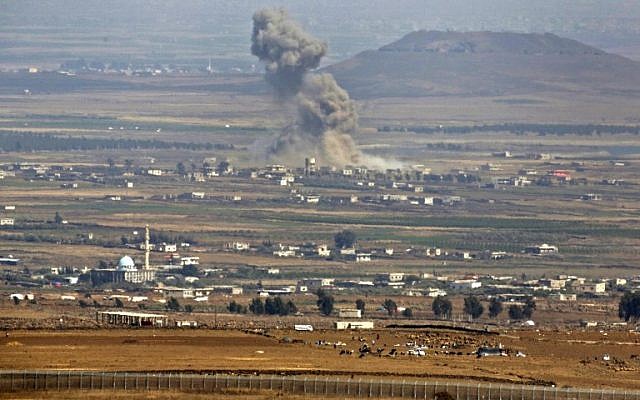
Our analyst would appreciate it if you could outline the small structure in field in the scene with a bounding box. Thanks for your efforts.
[334,321,374,330]
[96,310,168,327]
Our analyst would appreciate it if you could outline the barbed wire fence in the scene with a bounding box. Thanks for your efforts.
[1,370,639,399]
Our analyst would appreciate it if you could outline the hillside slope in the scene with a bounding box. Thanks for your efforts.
[324,31,640,98]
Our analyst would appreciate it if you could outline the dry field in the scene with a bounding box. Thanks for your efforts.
[1,327,639,390]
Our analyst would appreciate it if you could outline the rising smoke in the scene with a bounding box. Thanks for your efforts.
[251,8,364,167]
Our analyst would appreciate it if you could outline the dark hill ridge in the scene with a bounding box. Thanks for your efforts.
[324,30,640,98]
[379,31,603,55]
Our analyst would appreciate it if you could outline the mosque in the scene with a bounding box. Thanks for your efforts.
[90,226,156,285]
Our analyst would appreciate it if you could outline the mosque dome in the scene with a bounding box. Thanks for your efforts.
[117,255,136,270]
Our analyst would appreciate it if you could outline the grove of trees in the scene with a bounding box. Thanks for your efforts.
[248,297,297,316]
[334,230,356,249]
[488,298,503,318]
[316,289,335,316]
[463,295,484,319]
[619,291,640,322]
[432,296,452,319]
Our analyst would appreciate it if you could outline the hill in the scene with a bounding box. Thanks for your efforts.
[324,31,640,98]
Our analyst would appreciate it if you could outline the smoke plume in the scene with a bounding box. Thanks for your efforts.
[251,8,364,167]
[251,8,327,97]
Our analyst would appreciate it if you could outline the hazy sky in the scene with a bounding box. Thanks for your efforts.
[2,0,640,68]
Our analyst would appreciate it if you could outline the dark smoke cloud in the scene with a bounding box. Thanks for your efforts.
[251,8,364,167]
[251,8,327,97]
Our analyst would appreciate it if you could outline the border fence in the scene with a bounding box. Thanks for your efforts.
[1,370,639,399]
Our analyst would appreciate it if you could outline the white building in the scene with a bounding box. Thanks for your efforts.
[575,282,606,295]
[0,218,15,226]
[450,279,482,290]
[334,321,374,330]
[338,308,362,318]
[147,169,163,176]
[317,244,331,257]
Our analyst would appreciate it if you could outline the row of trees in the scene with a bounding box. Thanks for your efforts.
[432,296,535,320]
[379,123,640,136]
[0,131,232,152]
[248,297,298,316]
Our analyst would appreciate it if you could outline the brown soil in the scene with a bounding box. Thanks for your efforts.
[1,328,639,390]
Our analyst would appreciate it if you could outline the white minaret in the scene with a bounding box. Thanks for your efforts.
[144,224,150,269]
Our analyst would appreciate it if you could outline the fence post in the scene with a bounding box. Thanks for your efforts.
[489,383,492,400]
[112,372,116,390]
[315,376,319,395]
[426,382,430,400]
[79,371,83,390]
[414,381,418,399]
[34,371,37,390]
[124,372,127,390]
[269,375,273,391]
[328,377,331,396]
[478,383,481,400]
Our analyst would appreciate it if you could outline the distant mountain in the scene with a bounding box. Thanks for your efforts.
[324,31,640,98]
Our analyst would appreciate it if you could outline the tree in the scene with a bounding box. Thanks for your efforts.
[402,308,413,318]
[265,297,279,315]
[166,296,181,312]
[316,289,334,316]
[114,298,124,308]
[285,300,297,315]
[488,298,503,318]
[176,162,186,176]
[355,299,366,315]
[12,296,20,306]
[619,291,640,322]
[382,299,397,316]
[508,305,524,320]
[228,300,247,314]
[181,264,198,276]
[334,230,356,249]
[54,211,63,224]
[463,295,484,319]
[216,160,230,174]
[523,297,536,319]
[432,296,452,319]
[184,304,194,313]
[249,298,265,315]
